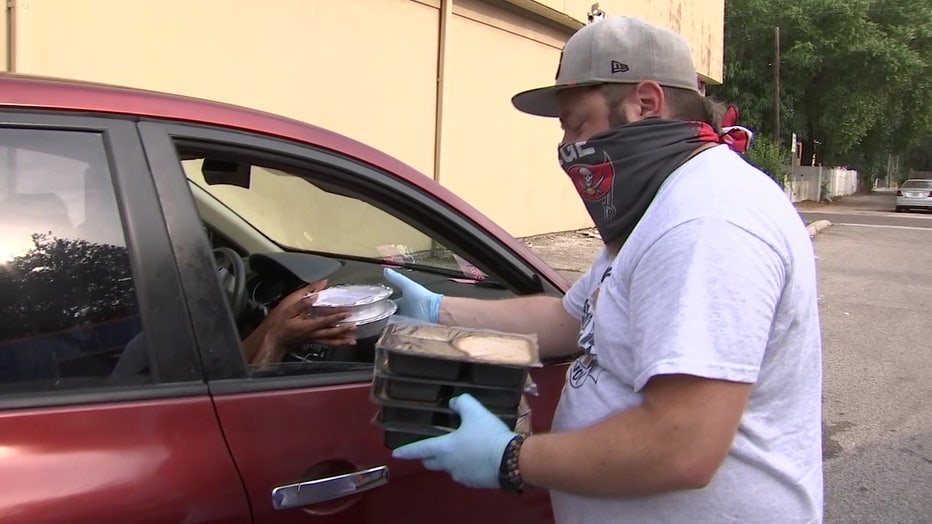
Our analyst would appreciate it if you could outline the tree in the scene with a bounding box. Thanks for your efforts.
[903,132,932,174]
[0,234,137,339]
[709,0,932,180]
[741,135,789,185]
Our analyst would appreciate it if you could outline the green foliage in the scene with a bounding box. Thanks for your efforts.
[708,0,932,176]
[0,234,137,338]
[744,135,789,185]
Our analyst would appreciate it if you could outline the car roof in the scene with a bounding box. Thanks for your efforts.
[0,73,568,290]
[0,73,416,176]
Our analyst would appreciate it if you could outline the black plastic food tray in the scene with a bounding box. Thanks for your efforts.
[373,375,524,411]
[380,424,450,449]
[384,430,432,449]
[378,404,519,431]
[377,347,530,389]
[385,351,528,388]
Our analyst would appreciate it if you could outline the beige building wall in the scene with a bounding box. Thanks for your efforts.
[441,0,588,236]
[1,4,7,71]
[558,0,724,83]
[13,0,440,178]
[8,0,723,239]
[497,1,723,84]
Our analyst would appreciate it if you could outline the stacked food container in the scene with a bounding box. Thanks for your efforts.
[370,323,540,449]
[308,284,397,339]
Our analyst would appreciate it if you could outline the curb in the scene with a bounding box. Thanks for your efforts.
[807,220,832,237]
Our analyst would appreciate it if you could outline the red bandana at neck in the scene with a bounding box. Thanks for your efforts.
[694,106,754,153]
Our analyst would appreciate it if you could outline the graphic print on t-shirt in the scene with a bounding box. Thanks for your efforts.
[569,266,612,388]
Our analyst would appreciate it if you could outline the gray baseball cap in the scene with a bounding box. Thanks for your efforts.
[511,16,700,117]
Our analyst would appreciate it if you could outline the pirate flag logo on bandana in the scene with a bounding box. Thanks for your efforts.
[565,153,617,220]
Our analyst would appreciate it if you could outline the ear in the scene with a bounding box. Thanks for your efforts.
[631,81,666,119]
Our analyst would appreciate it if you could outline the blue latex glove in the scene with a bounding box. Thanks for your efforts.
[392,394,517,488]
[383,268,442,324]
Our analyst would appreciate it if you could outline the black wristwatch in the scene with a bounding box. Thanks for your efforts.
[498,434,528,494]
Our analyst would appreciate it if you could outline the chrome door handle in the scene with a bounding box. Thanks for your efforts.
[271,465,389,509]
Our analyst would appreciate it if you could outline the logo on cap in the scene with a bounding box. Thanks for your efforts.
[611,60,629,74]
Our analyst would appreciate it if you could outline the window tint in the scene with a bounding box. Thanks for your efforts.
[0,129,147,392]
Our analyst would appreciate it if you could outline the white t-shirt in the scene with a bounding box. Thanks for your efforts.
[551,146,823,523]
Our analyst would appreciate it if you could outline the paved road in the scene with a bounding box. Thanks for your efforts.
[804,212,932,229]
[810,192,932,523]
[799,188,932,229]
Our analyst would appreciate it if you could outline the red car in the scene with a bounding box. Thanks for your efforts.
[0,74,572,523]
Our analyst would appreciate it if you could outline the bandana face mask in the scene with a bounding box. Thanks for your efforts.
[558,117,747,245]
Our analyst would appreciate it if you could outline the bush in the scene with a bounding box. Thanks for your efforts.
[744,135,789,186]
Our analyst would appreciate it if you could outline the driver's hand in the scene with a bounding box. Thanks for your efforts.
[249,281,357,366]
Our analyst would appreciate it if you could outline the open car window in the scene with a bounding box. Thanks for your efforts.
[182,157,486,279]
[171,141,524,382]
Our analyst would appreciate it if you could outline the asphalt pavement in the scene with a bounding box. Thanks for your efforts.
[520,190,932,523]
[808,192,931,524]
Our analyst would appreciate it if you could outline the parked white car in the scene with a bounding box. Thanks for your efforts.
[895,179,932,212]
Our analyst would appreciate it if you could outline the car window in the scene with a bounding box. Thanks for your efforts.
[182,158,485,278]
[900,180,932,189]
[171,143,515,380]
[0,129,150,392]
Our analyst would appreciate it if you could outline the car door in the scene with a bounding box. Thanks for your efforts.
[138,120,572,523]
[0,113,250,523]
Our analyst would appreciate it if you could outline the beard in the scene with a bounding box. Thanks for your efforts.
[608,110,630,128]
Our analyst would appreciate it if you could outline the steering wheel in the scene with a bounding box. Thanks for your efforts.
[213,247,247,320]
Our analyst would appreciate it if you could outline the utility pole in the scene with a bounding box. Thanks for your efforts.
[773,26,781,147]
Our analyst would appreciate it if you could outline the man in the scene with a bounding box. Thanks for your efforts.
[384,16,823,523]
